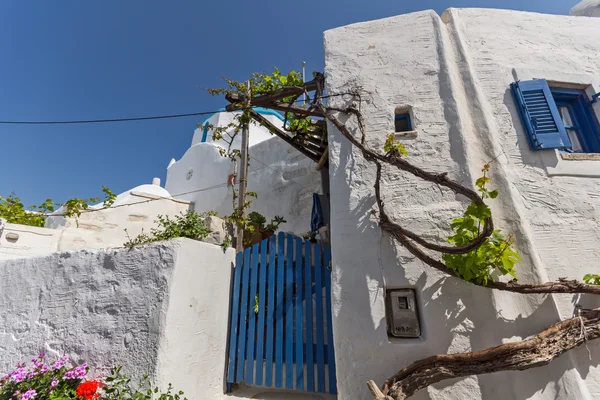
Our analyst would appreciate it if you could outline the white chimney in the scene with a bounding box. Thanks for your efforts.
[152,177,161,186]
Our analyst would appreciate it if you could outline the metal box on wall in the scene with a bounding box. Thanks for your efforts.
[385,289,421,338]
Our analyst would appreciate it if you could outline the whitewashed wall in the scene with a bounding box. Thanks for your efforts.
[325,8,600,400]
[166,133,321,236]
[1,185,192,259]
[0,238,333,400]
[0,239,236,399]
[0,221,60,260]
[46,185,192,252]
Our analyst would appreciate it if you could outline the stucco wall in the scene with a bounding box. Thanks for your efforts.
[166,134,321,236]
[0,239,236,399]
[324,8,600,400]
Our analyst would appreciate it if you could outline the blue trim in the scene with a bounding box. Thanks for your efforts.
[199,107,284,142]
[201,123,209,142]
[551,88,600,153]
[510,79,570,151]
[199,107,285,128]
[394,113,412,131]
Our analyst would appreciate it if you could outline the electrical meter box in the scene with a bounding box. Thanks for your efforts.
[385,289,420,338]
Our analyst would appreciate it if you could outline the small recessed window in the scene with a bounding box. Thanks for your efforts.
[395,113,412,133]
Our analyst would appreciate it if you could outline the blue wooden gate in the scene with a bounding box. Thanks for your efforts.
[226,232,337,395]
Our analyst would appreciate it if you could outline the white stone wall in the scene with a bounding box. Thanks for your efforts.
[166,135,321,236]
[0,185,193,259]
[324,8,600,400]
[0,239,236,399]
[0,222,60,260]
[51,190,192,252]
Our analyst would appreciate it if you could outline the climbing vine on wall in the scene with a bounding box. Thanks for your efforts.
[442,163,519,285]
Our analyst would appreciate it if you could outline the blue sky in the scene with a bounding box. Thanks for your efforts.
[0,0,577,206]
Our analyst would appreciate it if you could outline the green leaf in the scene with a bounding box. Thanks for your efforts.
[488,189,499,199]
[465,203,491,220]
[475,176,490,189]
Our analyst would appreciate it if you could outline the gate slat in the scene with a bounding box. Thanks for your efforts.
[294,237,304,390]
[226,251,244,384]
[255,239,269,386]
[314,244,326,392]
[236,247,252,382]
[304,241,314,392]
[324,247,337,394]
[245,243,260,384]
[285,234,294,389]
[275,232,285,388]
[265,235,277,387]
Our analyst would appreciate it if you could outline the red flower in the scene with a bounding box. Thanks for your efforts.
[76,380,100,400]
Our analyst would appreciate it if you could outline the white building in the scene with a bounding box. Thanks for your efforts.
[165,107,323,235]
[324,3,600,400]
[2,2,600,400]
[0,108,322,258]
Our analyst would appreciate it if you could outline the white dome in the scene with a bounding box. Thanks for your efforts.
[94,184,172,208]
[570,0,600,17]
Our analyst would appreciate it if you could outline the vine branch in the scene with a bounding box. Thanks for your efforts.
[368,308,600,400]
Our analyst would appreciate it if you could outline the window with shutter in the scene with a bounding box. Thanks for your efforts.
[511,79,571,151]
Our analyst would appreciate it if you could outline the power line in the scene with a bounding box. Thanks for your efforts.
[0,92,361,125]
[0,110,221,125]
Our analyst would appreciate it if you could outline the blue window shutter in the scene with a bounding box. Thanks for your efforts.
[511,79,571,150]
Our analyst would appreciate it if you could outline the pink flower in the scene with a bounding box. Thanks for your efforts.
[63,364,87,380]
[10,367,28,383]
[50,379,59,388]
[52,356,69,370]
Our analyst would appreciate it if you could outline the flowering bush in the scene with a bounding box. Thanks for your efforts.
[0,355,186,400]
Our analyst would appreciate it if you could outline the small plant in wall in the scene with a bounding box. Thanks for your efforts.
[123,210,211,248]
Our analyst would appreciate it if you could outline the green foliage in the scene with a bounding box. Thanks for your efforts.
[102,186,117,207]
[0,187,114,228]
[220,234,232,251]
[124,211,211,248]
[583,274,600,285]
[103,366,187,400]
[208,67,316,139]
[442,164,520,285]
[266,215,286,231]
[247,211,267,228]
[243,211,285,234]
[0,194,48,227]
[383,134,408,157]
